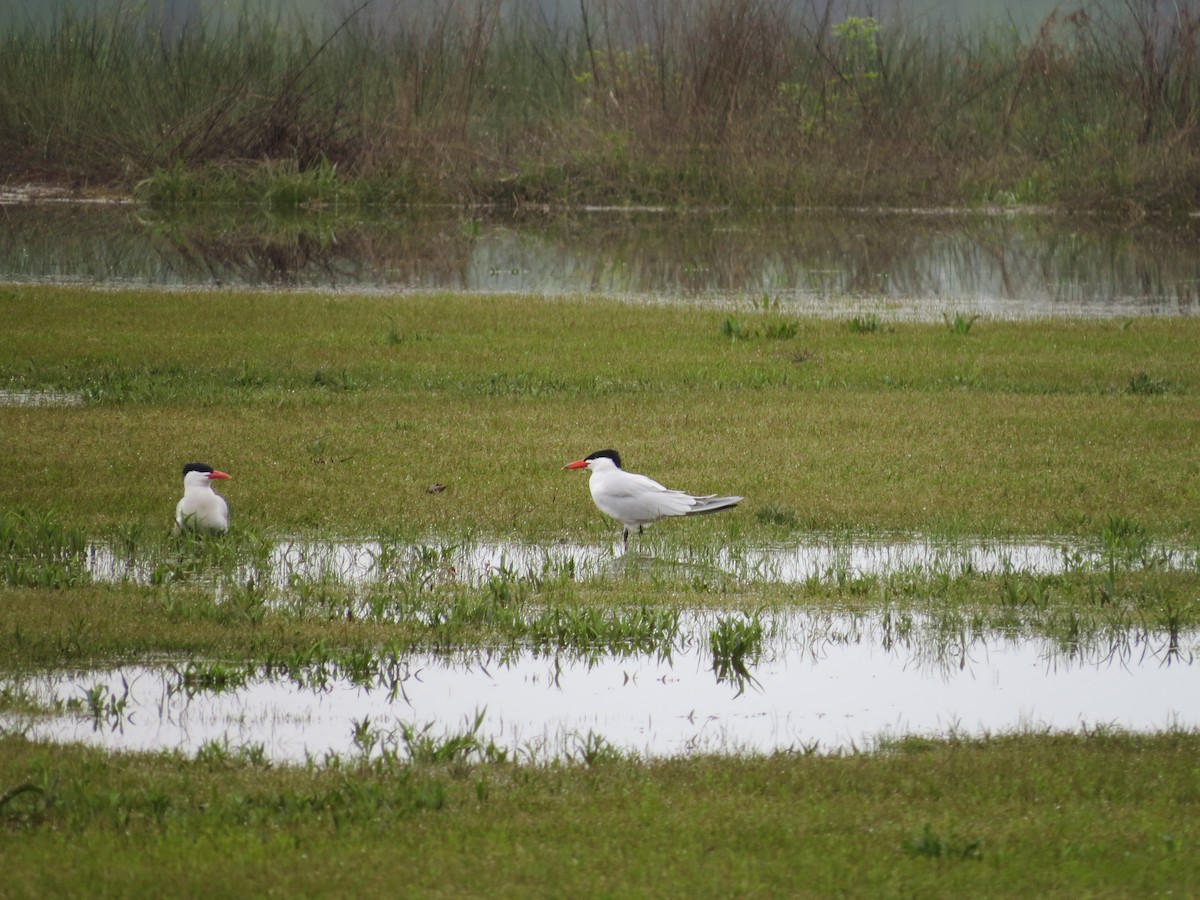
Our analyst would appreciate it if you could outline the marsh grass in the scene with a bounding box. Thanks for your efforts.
[3,286,1198,540]
[2,520,1196,677]
[7,1,1200,209]
[2,729,1199,894]
[1,284,1198,894]
[1,507,91,589]
[0,286,1197,891]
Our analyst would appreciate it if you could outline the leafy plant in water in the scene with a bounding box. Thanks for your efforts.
[351,716,381,758]
[169,660,250,697]
[570,730,624,766]
[80,679,131,733]
[709,612,765,695]
[398,708,494,764]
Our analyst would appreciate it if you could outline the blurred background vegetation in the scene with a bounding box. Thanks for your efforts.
[2,0,1199,211]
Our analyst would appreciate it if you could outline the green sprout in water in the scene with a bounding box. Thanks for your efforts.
[709,612,765,696]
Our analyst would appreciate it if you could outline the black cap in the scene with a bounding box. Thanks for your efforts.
[586,450,622,469]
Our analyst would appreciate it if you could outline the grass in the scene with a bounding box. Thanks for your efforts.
[709,612,765,695]
[1,536,1196,673]
[2,730,1199,896]
[2,284,1198,540]
[6,1,1200,210]
[1,283,1198,895]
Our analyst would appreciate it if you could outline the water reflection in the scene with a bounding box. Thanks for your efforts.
[83,534,1194,589]
[4,612,1195,762]
[3,203,1200,318]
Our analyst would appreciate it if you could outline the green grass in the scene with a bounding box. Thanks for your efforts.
[1,284,1197,539]
[1,540,1196,672]
[2,730,1199,896]
[2,283,1199,896]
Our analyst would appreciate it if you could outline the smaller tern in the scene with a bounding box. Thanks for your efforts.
[175,462,231,533]
[563,449,742,545]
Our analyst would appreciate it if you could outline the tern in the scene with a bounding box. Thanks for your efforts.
[563,449,742,545]
[175,462,231,533]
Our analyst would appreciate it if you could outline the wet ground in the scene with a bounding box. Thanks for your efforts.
[83,533,1197,588]
[0,534,1190,762]
[4,198,1198,761]
[5,609,1195,762]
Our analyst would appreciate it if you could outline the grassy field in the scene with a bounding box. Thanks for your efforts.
[5,0,1200,211]
[3,284,1198,538]
[2,283,1199,895]
[3,731,1199,897]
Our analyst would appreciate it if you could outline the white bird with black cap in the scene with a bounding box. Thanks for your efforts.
[563,449,742,545]
[175,462,231,533]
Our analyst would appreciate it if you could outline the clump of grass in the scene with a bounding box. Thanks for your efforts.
[1126,371,1170,395]
[0,507,91,589]
[311,369,361,391]
[395,709,502,765]
[526,605,681,657]
[763,319,800,340]
[709,612,765,695]
[569,730,625,766]
[943,311,979,335]
[847,314,887,334]
[904,823,984,861]
[722,315,799,341]
[195,738,270,769]
[755,506,800,529]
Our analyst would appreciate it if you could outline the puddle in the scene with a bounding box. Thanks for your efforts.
[4,612,1195,762]
[4,205,1200,319]
[0,389,85,408]
[85,534,1193,588]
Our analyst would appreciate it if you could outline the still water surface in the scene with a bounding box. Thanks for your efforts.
[4,202,1200,318]
[6,611,1195,762]
[83,534,1195,588]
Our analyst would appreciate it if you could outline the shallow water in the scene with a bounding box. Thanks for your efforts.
[84,534,1192,588]
[4,204,1200,319]
[0,389,85,408]
[5,611,1195,762]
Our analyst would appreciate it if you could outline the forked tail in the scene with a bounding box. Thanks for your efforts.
[685,495,743,516]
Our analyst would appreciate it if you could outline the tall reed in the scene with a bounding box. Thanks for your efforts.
[3,0,1200,208]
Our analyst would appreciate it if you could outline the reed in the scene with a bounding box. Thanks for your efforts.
[4,1,1200,209]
